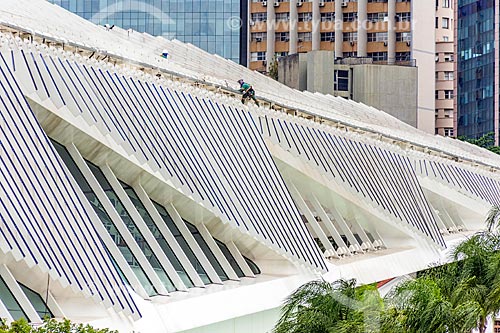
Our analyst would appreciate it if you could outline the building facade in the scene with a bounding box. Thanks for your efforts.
[249,0,436,134]
[455,0,499,145]
[47,0,248,65]
[2,1,500,332]
[435,0,455,137]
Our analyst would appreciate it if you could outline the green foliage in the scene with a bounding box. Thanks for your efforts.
[457,132,500,155]
[268,56,278,81]
[274,205,500,333]
[0,318,117,333]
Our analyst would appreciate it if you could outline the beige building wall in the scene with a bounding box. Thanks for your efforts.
[249,0,435,134]
[435,0,455,137]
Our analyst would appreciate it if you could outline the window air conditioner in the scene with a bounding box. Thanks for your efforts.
[406,41,411,46]
[329,37,335,42]
[383,41,387,46]
[274,2,280,7]
[341,2,348,7]
[256,37,262,42]
[262,1,267,6]
[297,1,303,6]
[319,2,325,7]
[249,21,255,26]
[298,38,304,42]
[284,37,290,42]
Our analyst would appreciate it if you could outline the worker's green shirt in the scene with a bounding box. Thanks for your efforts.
[241,83,251,90]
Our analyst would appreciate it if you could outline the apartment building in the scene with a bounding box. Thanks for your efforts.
[435,0,455,137]
[249,0,436,133]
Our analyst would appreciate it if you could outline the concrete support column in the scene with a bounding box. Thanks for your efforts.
[312,0,321,50]
[266,2,276,71]
[334,0,343,58]
[357,0,368,57]
[388,0,396,64]
[289,0,298,54]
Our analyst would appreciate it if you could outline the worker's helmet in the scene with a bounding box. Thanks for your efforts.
[237,79,244,85]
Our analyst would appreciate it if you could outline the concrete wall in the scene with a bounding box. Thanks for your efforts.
[353,65,418,127]
[277,53,307,91]
[412,0,436,134]
[307,50,335,94]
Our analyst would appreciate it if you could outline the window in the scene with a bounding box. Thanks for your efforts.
[251,12,267,22]
[396,32,411,42]
[435,90,440,99]
[0,277,27,321]
[298,32,312,42]
[368,32,388,42]
[444,90,453,99]
[184,221,229,281]
[367,12,388,22]
[298,12,312,22]
[120,181,194,288]
[343,32,358,42]
[153,201,212,285]
[275,51,289,58]
[19,283,53,319]
[51,140,158,296]
[396,12,411,22]
[444,71,454,80]
[444,128,454,136]
[343,52,357,57]
[87,162,177,292]
[321,12,335,22]
[396,52,410,61]
[251,52,266,61]
[321,32,335,41]
[276,12,290,22]
[343,12,358,22]
[215,240,244,278]
[368,52,388,61]
[442,17,449,29]
[444,53,454,62]
[443,0,450,8]
[251,32,266,42]
[334,70,349,91]
[443,36,449,41]
[275,32,290,42]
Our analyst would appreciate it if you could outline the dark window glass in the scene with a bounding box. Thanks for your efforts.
[0,276,27,321]
[243,257,261,275]
[120,182,193,288]
[153,202,212,284]
[215,240,244,278]
[184,221,228,281]
[19,283,53,319]
[50,140,157,296]
[86,162,176,292]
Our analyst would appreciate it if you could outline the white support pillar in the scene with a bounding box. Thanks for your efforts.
[289,185,337,257]
[388,0,396,64]
[357,0,368,57]
[289,0,298,54]
[227,242,255,277]
[309,195,351,256]
[266,1,276,70]
[196,223,240,281]
[312,0,321,50]
[164,204,223,284]
[349,214,375,251]
[335,0,344,58]
[0,265,41,324]
[328,205,363,253]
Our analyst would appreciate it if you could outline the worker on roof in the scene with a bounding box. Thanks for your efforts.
[238,79,259,107]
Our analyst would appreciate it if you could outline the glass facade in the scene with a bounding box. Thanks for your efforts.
[51,140,158,296]
[48,0,247,64]
[0,276,27,321]
[457,0,497,139]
